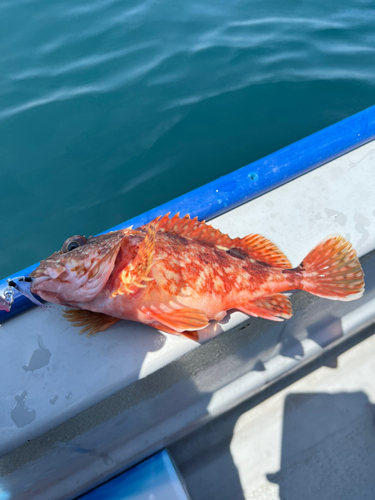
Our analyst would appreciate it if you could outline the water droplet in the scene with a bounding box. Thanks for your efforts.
[100,453,114,466]
[49,395,58,405]
[324,208,347,227]
[11,391,36,428]
[65,392,73,400]
[22,336,51,372]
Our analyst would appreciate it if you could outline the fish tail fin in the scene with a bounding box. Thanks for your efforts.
[298,234,364,301]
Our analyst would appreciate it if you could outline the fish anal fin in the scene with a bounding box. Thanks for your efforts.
[238,293,293,322]
[179,330,200,341]
[112,223,156,297]
[142,214,291,268]
[149,321,200,341]
[62,309,120,337]
[144,306,209,332]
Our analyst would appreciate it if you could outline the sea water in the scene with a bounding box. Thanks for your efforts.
[1,0,374,278]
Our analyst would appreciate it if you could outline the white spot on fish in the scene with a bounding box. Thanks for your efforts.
[196,271,207,290]
[213,277,224,292]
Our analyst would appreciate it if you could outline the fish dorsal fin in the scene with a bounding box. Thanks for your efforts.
[238,234,292,268]
[112,223,156,297]
[62,309,120,336]
[143,213,291,268]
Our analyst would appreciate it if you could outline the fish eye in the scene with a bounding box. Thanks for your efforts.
[62,235,87,253]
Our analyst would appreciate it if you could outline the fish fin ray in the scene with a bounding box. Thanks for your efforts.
[112,223,156,297]
[239,234,292,268]
[238,293,293,321]
[178,330,200,341]
[145,307,209,332]
[142,214,291,267]
[299,234,364,301]
[62,309,120,337]
[149,321,200,341]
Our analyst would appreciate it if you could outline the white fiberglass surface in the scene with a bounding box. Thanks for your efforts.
[1,140,374,455]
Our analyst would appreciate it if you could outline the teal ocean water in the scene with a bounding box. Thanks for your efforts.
[1,0,374,278]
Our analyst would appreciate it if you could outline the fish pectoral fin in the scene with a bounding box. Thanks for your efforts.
[238,234,291,268]
[62,309,120,337]
[112,223,156,297]
[238,293,293,322]
[145,307,209,333]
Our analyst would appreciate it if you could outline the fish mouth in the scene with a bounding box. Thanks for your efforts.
[32,289,70,305]
[30,276,53,296]
[30,265,66,293]
[31,263,66,280]
[30,262,76,295]
[30,275,78,305]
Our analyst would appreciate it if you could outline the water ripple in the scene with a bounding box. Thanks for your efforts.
[61,0,121,17]
[11,43,155,81]
[0,86,101,120]
[0,0,375,276]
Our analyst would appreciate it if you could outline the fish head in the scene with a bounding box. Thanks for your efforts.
[31,231,127,305]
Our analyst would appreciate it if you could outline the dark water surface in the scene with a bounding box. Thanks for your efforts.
[1,0,374,277]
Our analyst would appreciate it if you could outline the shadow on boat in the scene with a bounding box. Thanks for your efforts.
[267,391,375,500]
[171,377,375,500]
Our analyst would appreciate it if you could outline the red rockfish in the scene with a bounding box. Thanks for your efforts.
[30,214,365,340]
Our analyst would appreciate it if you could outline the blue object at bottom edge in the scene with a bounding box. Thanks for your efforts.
[78,450,189,500]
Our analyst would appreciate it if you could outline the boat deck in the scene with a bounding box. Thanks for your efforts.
[171,326,375,500]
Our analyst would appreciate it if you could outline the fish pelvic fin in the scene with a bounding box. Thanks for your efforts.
[143,213,291,268]
[62,309,120,337]
[298,234,364,301]
[112,223,156,297]
[238,293,293,321]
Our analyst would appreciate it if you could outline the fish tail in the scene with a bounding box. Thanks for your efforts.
[296,234,364,301]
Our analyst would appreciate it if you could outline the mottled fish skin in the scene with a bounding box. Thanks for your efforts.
[82,233,289,318]
[30,214,365,337]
